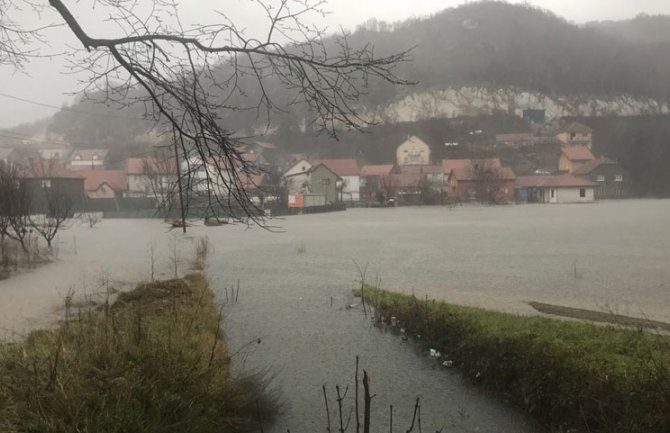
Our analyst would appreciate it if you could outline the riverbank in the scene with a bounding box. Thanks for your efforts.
[0,273,276,432]
[359,286,670,433]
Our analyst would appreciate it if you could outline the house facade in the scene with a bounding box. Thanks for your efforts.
[69,149,109,168]
[444,159,516,203]
[77,170,128,199]
[19,162,85,213]
[312,159,360,202]
[126,157,178,198]
[556,122,593,148]
[516,175,597,203]
[396,136,431,166]
[572,157,631,199]
[559,146,595,174]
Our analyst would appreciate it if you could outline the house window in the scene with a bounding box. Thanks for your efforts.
[597,175,605,182]
[615,174,623,182]
[580,188,586,198]
[41,179,51,188]
[551,189,555,198]
[322,179,331,185]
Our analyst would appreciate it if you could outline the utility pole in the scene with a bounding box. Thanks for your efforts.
[172,128,187,233]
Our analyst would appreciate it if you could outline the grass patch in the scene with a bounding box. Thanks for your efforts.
[358,286,670,433]
[0,274,276,433]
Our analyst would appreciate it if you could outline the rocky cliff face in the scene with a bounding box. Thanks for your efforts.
[366,87,670,124]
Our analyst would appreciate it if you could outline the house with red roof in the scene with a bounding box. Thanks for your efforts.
[76,170,128,199]
[516,175,597,203]
[126,157,178,198]
[559,146,595,174]
[444,159,516,203]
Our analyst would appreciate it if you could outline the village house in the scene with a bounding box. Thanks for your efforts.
[312,159,360,202]
[19,161,85,213]
[38,144,71,162]
[516,175,597,203]
[76,170,128,199]
[126,157,178,198]
[284,163,340,206]
[69,148,110,169]
[555,122,593,148]
[396,136,431,166]
[444,158,516,203]
[359,164,395,202]
[572,157,631,199]
[282,159,312,195]
[558,146,595,174]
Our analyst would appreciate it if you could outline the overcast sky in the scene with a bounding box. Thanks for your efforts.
[2,0,670,129]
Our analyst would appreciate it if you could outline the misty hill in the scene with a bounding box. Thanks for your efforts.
[345,1,670,107]
[588,14,670,45]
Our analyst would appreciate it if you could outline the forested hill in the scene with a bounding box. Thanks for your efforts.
[587,14,670,45]
[9,1,670,147]
[347,1,670,107]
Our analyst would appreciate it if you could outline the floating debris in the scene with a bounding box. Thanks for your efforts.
[390,316,398,327]
[429,348,441,357]
[442,360,454,368]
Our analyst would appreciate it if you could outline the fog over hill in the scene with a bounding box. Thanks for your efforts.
[6,2,670,148]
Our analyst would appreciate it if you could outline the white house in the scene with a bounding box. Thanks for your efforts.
[70,148,109,168]
[516,175,597,203]
[282,159,312,195]
[126,157,178,198]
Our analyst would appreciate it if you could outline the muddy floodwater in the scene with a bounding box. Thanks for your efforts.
[2,199,670,432]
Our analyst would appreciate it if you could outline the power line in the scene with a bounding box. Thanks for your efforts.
[0,92,152,121]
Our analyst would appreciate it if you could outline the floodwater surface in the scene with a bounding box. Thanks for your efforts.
[2,199,670,431]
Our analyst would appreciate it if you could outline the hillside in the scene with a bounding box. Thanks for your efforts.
[588,14,670,44]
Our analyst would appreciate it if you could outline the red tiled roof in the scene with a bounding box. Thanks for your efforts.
[77,170,128,192]
[559,122,593,134]
[399,164,442,175]
[126,157,178,175]
[360,164,394,176]
[312,159,359,176]
[22,161,84,179]
[561,146,595,161]
[387,173,422,188]
[442,158,502,173]
[495,133,535,142]
[571,157,618,175]
[449,166,516,181]
[516,175,597,188]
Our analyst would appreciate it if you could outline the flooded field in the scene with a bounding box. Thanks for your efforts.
[2,199,670,432]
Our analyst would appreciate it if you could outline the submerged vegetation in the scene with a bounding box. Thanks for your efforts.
[0,273,276,433]
[359,286,670,433]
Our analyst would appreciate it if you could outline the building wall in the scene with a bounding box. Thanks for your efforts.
[546,186,594,203]
[308,166,338,204]
[87,183,117,199]
[285,173,309,195]
[584,165,631,199]
[284,160,312,177]
[449,178,515,202]
[22,178,85,213]
[556,131,592,148]
[558,155,588,174]
[396,136,431,166]
[340,175,360,202]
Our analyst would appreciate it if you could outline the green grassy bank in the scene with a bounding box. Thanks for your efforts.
[0,274,276,433]
[359,287,670,433]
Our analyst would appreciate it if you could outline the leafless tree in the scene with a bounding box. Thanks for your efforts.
[468,159,509,204]
[140,151,179,216]
[27,159,74,250]
[0,162,31,254]
[44,0,412,226]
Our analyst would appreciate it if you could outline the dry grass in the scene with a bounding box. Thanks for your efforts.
[0,273,276,433]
